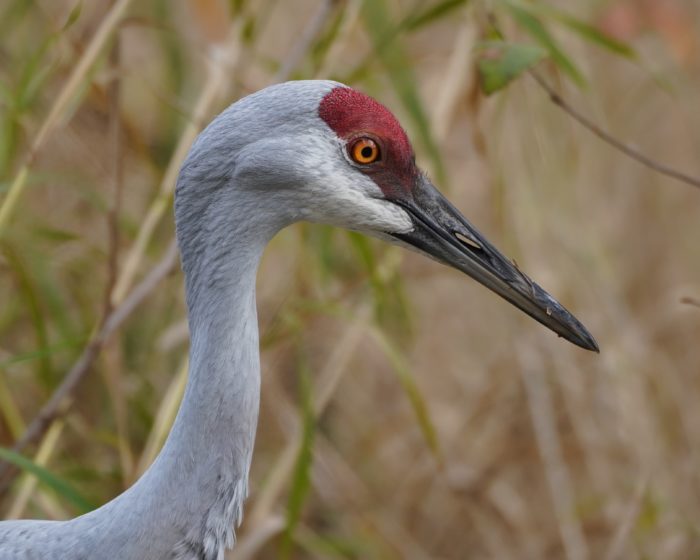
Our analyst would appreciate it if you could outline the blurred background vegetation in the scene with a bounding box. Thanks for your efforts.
[1,0,699,558]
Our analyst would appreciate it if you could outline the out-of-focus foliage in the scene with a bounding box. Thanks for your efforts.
[0,447,93,513]
[475,0,636,94]
[476,41,546,95]
[1,0,699,558]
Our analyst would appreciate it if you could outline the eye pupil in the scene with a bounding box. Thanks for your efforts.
[350,138,380,164]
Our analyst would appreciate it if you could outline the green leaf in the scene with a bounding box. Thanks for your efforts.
[228,0,246,18]
[32,226,82,243]
[477,41,547,95]
[0,447,94,513]
[61,1,82,31]
[361,0,446,183]
[241,15,257,44]
[505,2,585,86]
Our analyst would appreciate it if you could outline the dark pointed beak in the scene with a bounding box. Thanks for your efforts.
[391,176,598,352]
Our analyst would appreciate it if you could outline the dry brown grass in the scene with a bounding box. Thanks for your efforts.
[1,0,699,558]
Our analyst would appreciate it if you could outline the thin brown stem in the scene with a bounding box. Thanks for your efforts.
[529,70,700,190]
[103,36,136,484]
[105,40,123,316]
[0,240,179,495]
[680,296,700,309]
[0,34,130,498]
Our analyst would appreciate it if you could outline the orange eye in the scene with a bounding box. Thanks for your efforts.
[350,138,380,164]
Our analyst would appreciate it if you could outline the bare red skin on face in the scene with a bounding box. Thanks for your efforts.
[318,87,418,198]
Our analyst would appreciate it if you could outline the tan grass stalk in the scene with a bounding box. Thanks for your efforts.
[0,0,135,236]
[529,70,700,190]
[0,240,179,490]
[518,344,589,560]
[6,421,64,519]
[102,33,134,485]
[34,491,69,521]
[229,515,285,560]
[274,0,334,82]
[110,33,241,304]
[314,0,362,79]
[432,20,476,142]
[134,358,189,478]
[603,474,648,560]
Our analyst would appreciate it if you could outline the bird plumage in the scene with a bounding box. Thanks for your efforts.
[0,80,596,559]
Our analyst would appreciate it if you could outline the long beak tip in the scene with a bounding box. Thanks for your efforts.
[392,177,601,354]
[569,328,600,353]
[584,336,600,354]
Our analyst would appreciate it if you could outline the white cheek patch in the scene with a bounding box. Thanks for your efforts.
[296,135,413,234]
[360,197,413,234]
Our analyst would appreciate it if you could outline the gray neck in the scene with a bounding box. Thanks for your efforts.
[0,81,344,559]
[63,190,274,559]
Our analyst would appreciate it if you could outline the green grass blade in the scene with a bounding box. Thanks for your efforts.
[557,16,635,57]
[346,233,412,336]
[0,447,94,513]
[0,339,83,368]
[61,1,82,31]
[369,328,442,461]
[1,242,53,387]
[0,372,25,439]
[523,2,635,58]
[295,529,377,558]
[402,0,471,31]
[281,359,316,558]
[347,231,376,273]
[504,2,585,86]
[310,3,346,70]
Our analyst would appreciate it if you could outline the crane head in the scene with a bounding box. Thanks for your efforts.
[318,85,597,352]
[178,81,598,352]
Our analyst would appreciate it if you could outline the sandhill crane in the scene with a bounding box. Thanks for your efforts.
[0,80,597,559]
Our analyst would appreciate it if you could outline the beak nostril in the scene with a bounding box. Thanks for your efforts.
[454,231,482,252]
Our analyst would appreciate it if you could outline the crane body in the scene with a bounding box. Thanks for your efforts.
[0,80,597,559]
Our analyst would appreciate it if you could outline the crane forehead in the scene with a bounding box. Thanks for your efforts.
[318,87,412,158]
